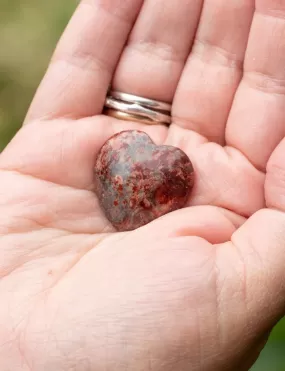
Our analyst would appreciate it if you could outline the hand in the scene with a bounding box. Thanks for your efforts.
[1,0,285,369]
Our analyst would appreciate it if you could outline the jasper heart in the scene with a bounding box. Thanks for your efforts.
[94,130,194,232]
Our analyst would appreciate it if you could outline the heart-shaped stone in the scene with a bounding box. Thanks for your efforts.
[94,130,194,231]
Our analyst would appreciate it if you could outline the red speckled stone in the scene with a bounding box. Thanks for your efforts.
[94,130,194,231]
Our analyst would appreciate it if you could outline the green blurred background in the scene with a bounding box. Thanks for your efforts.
[0,1,285,369]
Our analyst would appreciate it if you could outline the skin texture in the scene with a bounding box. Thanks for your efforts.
[1,0,285,370]
[94,130,194,231]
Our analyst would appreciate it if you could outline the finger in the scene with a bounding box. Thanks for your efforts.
[208,216,285,367]
[226,209,285,340]
[26,0,143,122]
[226,0,285,171]
[112,0,203,103]
[172,0,254,143]
[221,137,285,346]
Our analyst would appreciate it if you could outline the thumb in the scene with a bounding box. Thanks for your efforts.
[229,137,285,334]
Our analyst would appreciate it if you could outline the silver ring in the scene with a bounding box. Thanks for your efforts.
[104,90,172,126]
[105,97,172,125]
[109,91,172,113]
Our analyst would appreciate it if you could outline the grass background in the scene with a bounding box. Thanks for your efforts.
[0,1,285,369]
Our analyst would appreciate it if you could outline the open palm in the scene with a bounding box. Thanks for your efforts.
[1,1,285,370]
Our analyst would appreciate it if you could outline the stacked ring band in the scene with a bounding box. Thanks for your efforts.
[104,90,172,126]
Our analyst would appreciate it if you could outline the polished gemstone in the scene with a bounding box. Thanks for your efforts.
[94,130,194,231]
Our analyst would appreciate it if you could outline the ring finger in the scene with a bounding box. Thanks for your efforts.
[112,0,203,104]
